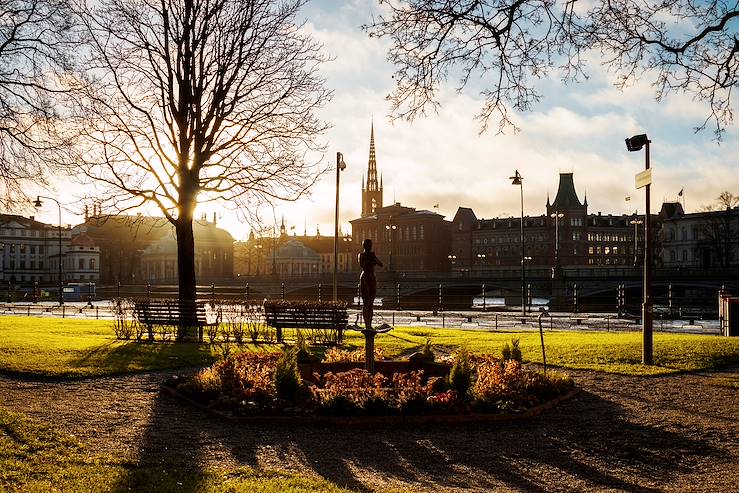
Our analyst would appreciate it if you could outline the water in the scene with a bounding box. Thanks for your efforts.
[472,296,549,309]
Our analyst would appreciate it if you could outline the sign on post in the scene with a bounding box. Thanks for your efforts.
[635,169,652,189]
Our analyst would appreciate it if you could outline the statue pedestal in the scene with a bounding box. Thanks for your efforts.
[350,324,392,373]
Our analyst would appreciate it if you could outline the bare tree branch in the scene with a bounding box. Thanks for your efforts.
[67,0,331,301]
[366,0,738,138]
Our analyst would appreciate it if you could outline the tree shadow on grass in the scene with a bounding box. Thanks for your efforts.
[118,382,725,493]
[70,341,216,376]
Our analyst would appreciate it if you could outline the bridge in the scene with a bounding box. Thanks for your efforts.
[98,266,739,314]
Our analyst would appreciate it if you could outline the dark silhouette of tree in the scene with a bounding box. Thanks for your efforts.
[0,0,75,205]
[700,191,739,267]
[366,0,738,138]
[70,0,331,304]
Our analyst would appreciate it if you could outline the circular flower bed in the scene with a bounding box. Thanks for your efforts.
[169,345,575,419]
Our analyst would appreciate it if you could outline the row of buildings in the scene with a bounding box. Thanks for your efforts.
[2,124,737,286]
[240,123,739,277]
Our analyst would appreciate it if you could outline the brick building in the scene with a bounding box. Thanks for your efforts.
[349,122,452,274]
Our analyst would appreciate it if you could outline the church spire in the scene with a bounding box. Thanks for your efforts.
[367,120,379,192]
[361,119,383,216]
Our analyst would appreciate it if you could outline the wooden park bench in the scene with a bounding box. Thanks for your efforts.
[134,300,216,342]
[263,300,348,344]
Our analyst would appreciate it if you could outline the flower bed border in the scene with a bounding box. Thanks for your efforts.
[161,383,581,426]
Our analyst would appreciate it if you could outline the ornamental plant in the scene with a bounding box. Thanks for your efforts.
[449,350,472,396]
[274,349,301,401]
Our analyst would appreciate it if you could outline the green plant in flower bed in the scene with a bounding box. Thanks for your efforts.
[174,349,574,417]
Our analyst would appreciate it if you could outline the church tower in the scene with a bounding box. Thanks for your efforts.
[361,121,383,216]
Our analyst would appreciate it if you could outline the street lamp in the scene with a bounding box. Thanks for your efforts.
[33,196,64,306]
[384,222,397,272]
[510,170,526,315]
[333,151,347,301]
[629,216,643,268]
[550,212,564,265]
[476,253,486,264]
[625,133,653,365]
[341,235,353,272]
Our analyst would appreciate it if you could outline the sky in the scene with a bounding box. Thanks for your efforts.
[31,0,739,240]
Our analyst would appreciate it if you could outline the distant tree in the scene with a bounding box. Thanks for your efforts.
[366,0,738,138]
[0,0,76,205]
[69,0,331,304]
[700,191,739,267]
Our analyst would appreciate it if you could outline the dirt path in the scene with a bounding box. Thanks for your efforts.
[1,368,738,492]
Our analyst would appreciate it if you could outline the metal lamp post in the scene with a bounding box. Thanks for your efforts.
[33,196,64,306]
[510,170,526,315]
[625,133,653,365]
[629,215,643,268]
[385,221,397,272]
[333,152,347,301]
[550,212,564,265]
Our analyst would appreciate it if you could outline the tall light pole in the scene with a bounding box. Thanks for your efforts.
[33,196,64,306]
[385,221,397,272]
[550,211,564,267]
[626,133,653,365]
[333,152,346,301]
[629,215,643,268]
[510,170,525,315]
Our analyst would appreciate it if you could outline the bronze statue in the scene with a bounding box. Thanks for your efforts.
[359,238,383,329]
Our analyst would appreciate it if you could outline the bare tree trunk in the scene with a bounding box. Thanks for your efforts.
[175,218,197,303]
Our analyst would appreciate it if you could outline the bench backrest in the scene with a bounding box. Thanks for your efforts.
[264,306,348,329]
[134,301,209,325]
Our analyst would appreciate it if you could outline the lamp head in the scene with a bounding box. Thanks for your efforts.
[625,134,650,152]
[509,170,522,185]
[337,152,346,171]
[33,196,43,208]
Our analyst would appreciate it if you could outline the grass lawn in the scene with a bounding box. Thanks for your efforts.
[2,316,739,377]
[344,327,739,376]
[0,317,273,378]
[0,407,359,493]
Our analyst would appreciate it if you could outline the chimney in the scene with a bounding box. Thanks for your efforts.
[213,212,217,225]
[30,216,35,221]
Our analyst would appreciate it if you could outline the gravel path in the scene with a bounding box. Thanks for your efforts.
[1,368,738,493]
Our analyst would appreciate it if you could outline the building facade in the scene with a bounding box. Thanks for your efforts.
[451,173,648,274]
[0,214,100,284]
[81,214,233,284]
[660,202,739,268]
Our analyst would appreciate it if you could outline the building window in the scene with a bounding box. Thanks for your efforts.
[588,246,594,255]
[681,250,688,261]
[419,225,424,240]
[670,250,676,262]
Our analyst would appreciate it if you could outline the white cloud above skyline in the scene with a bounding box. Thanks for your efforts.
[30,0,739,241]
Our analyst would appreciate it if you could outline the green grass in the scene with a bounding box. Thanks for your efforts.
[0,407,359,493]
[0,317,273,378]
[344,327,739,376]
[2,316,739,377]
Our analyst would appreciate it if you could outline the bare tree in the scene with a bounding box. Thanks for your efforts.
[70,0,331,304]
[700,191,739,267]
[366,0,738,138]
[0,0,75,205]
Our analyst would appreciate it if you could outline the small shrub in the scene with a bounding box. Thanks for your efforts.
[421,338,435,361]
[502,338,522,363]
[177,366,222,401]
[449,350,472,396]
[274,349,301,402]
[111,298,136,339]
